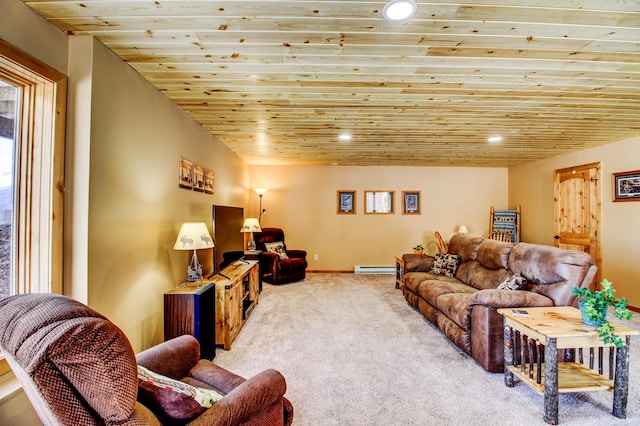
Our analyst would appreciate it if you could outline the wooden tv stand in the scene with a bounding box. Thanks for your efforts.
[211,260,259,350]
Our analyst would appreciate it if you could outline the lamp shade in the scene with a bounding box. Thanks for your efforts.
[173,222,214,250]
[241,218,262,233]
[255,188,268,196]
[457,225,469,234]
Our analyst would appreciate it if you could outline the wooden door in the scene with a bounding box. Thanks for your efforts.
[554,162,601,287]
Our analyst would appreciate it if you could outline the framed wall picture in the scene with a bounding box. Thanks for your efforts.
[337,190,356,214]
[204,169,215,194]
[178,157,193,189]
[193,164,205,192]
[402,191,421,214]
[364,190,395,214]
[612,169,640,202]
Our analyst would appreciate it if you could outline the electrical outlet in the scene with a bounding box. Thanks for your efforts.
[314,254,319,261]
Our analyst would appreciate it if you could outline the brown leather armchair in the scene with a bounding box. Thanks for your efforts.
[254,227,307,284]
[0,293,293,425]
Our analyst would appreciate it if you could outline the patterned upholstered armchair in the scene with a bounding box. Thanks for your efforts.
[0,293,293,425]
[254,227,307,284]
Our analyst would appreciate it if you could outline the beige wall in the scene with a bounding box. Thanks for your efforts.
[250,166,508,270]
[67,37,249,352]
[509,137,640,308]
[0,0,68,74]
[0,1,68,422]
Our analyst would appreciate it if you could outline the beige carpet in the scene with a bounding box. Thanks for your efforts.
[213,273,640,425]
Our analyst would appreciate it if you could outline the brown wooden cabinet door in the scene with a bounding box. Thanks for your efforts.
[227,282,242,340]
[554,162,601,286]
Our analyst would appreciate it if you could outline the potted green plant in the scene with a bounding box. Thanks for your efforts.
[413,244,424,255]
[572,278,632,348]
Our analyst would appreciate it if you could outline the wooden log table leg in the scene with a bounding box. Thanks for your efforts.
[544,337,559,425]
[613,336,632,419]
[503,319,515,387]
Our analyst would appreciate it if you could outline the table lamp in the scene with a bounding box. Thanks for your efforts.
[457,225,469,234]
[241,218,262,250]
[174,222,214,282]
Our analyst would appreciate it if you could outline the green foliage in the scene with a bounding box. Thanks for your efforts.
[572,279,632,348]
[413,244,424,250]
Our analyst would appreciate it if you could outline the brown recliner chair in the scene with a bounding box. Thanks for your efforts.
[0,293,293,425]
[254,227,307,284]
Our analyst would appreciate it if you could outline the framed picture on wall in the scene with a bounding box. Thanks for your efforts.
[193,164,205,192]
[337,190,356,214]
[178,157,193,189]
[402,191,421,214]
[204,169,215,194]
[364,190,395,214]
[612,169,640,202]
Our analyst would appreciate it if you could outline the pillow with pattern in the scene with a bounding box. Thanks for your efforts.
[428,253,461,278]
[497,272,528,290]
[264,241,289,259]
[137,365,223,421]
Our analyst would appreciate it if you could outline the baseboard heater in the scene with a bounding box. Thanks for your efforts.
[353,265,395,275]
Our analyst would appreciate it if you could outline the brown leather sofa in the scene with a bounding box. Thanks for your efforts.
[402,234,597,372]
[0,293,293,425]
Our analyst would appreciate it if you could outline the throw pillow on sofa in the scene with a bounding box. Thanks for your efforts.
[137,365,223,421]
[497,272,528,290]
[265,241,289,259]
[429,253,461,278]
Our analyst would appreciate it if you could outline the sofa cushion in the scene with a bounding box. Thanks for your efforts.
[137,366,222,421]
[497,272,528,290]
[404,272,441,294]
[508,243,596,306]
[476,239,513,270]
[469,289,554,309]
[466,263,509,290]
[429,253,461,277]
[454,260,475,284]
[447,234,483,262]
[417,280,476,307]
[278,257,306,273]
[436,293,474,331]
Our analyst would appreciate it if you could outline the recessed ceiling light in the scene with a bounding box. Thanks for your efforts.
[339,133,352,141]
[382,0,418,22]
[488,136,503,143]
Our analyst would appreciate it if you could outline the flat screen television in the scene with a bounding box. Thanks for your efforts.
[212,205,245,273]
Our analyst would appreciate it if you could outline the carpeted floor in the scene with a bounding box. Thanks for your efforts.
[213,273,640,425]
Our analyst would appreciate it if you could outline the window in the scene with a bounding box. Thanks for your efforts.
[0,81,16,301]
[0,39,66,375]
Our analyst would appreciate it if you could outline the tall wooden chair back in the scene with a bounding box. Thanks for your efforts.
[434,231,448,253]
[488,230,513,243]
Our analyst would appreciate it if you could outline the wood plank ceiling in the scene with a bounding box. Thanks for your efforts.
[22,0,640,167]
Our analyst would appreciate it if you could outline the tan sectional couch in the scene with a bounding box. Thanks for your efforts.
[402,234,597,372]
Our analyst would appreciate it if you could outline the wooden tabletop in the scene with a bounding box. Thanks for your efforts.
[498,306,638,340]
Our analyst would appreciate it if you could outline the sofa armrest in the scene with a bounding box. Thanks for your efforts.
[136,335,200,380]
[401,254,434,272]
[469,289,554,310]
[188,368,287,426]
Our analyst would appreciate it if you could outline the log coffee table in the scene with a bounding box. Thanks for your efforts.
[498,306,638,425]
